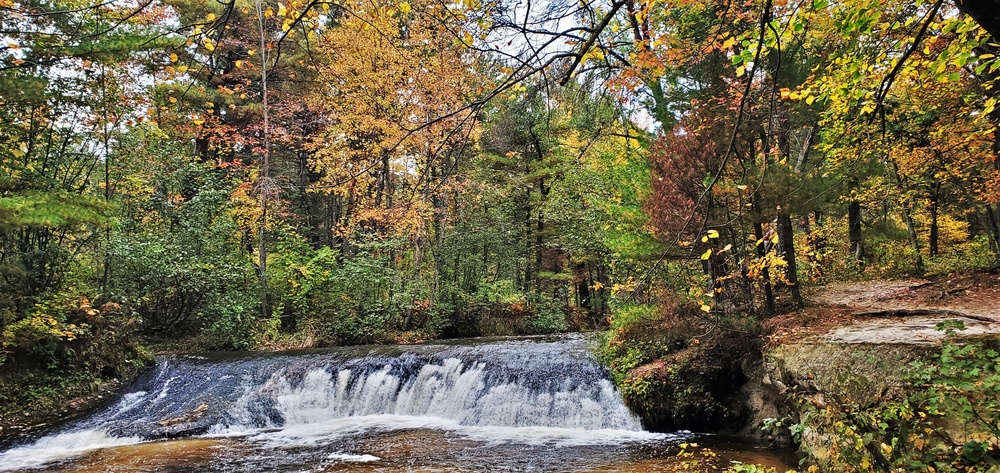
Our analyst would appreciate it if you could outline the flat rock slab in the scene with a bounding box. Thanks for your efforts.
[805,280,930,307]
[823,316,999,344]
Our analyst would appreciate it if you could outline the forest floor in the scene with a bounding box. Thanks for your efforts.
[764,270,1000,347]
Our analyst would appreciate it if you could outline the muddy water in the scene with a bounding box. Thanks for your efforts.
[0,335,795,472]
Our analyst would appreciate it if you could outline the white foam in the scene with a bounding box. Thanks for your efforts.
[225,359,643,433]
[0,429,142,471]
[216,414,673,449]
[327,452,380,462]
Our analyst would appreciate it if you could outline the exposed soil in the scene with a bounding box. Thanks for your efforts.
[764,271,1000,348]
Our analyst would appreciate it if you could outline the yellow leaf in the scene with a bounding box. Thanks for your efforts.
[399,1,411,13]
[700,304,711,313]
[805,95,815,105]
[206,12,216,21]
[282,20,291,32]
[170,52,178,63]
[779,87,791,99]
[701,249,713,260]
[264,6,274,18]
[278,3,287,17]
[722,37,736,49]
[736,65,745,76]
[168,97,177,103]
[707,230,720,239]
[176,65,188,72]
[193,118,205,125]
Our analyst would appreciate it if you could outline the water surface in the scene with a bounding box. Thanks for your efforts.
[0,334,794,472]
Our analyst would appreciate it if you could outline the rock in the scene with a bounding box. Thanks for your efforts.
[157,403,209,427]
[146,403,215,440]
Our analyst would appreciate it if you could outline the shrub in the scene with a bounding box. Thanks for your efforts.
[797,322,1000,472]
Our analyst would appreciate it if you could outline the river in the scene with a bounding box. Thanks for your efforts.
[0,334,795,472]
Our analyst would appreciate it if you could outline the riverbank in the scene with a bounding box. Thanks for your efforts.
[605,270,1000,470]
[0,300,153,448]
[759,273,1000,470]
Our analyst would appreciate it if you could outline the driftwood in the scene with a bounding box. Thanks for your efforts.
[852,308,995,323]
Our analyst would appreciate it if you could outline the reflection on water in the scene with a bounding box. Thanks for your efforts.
[48,439,224,473]
[32,429,794,473]
[1,334,796,472]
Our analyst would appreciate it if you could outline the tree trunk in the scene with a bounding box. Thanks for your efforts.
[575,262,591,309]
[777,208,804,309]
[890,160,923,272]
[534,177,548,296]
[754,221,776,316]
[523,188,533,294]
[929,181,940,256]
[257,12,270,320]
[848,200,864,265]
[955,0,1000,42]
[990,90,1000,268]
[902,204,923,272]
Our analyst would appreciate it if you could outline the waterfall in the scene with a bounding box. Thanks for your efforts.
[0,334,663,471]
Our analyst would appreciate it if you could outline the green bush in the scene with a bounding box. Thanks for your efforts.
[201,291,273,350]
[924,235,996,277]
[519,297,569,334]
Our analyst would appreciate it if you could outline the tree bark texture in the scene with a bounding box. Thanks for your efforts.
[777,209,804,308]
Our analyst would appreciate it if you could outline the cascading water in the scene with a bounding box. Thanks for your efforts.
[0,334,695,472]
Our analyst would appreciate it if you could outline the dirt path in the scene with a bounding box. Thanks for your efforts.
[765,272,1000,346]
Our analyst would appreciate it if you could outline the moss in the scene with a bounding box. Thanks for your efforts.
[598,303,763,432]
[621,330,760,432]
[766,342,931,403]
